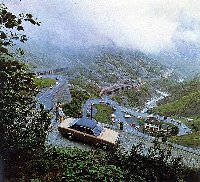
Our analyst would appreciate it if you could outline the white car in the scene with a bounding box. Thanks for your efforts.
[124,114,131,118]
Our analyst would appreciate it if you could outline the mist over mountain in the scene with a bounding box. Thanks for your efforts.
[151,40,200,78]
[3,0,200,78]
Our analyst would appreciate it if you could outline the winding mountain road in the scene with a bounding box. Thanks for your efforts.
[37,75,68,110]
[38,75,199,168]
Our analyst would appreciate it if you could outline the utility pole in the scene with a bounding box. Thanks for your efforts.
[90,104,93,120]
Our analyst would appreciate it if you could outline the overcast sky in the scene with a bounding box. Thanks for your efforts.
[3,0,200,56]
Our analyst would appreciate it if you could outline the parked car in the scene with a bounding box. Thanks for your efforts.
[58,118,119,148]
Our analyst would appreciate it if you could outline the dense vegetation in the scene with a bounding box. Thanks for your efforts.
[0,58,51,158]
[34,77,56,88]
[62,76,100,118]
[6,142,199,181]
[69,76,100,97]
[63,87,90,118]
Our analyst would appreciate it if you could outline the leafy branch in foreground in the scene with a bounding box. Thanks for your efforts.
[8,142,199,181]
[0,3,40,55]
[0,57,51,159]
[0,2,51,178]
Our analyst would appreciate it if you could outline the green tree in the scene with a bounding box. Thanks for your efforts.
[0,58,50,157]
[0,3,40,55]
[0,3,51,179]
[106,141,194,182]
[0,2,50,163]
[63,88,90,117]
[170,126,179,136]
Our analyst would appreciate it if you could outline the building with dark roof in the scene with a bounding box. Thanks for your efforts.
[69,118,103,136]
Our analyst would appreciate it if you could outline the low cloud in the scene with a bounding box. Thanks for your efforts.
[3,0,200,54]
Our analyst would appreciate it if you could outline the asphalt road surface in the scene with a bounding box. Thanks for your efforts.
[37,75,68,110]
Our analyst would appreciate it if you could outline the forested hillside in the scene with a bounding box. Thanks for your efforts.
[154,76,200,147]
[155,76,200,117]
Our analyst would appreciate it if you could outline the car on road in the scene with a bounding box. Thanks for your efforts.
[58,118,119,148]
[124,114,131,118]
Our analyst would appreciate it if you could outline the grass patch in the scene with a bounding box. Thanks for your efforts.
[34,77,56,88]
[153,89,200,147]
[154,91,200,117]
[173,116,200,132]
[169,132,200,148]
[167,116,200,147]
[94,104,113,125]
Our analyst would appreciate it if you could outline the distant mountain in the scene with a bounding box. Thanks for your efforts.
[150,41,200,79]
[21,43,180,87]
[65,46,179,86]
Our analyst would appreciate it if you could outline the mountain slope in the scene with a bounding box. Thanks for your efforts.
[62,46,179,87]
[22,45,181,107]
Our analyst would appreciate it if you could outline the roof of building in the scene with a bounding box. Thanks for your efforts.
[71,118,103,136]
[75,118,97,129]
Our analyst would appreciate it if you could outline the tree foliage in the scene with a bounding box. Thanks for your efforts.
[63,88,90,117]
[0,56,51,158]
[0,3,50,160]
[8,142,199,181]
[0,3,40,55]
